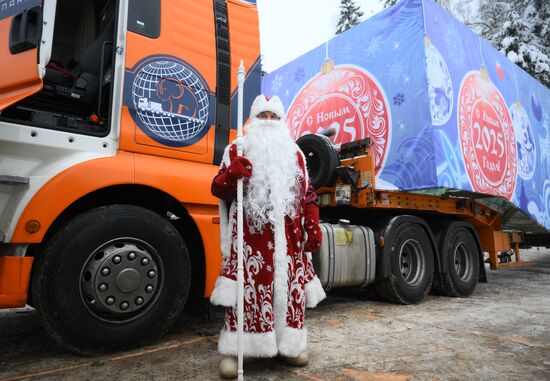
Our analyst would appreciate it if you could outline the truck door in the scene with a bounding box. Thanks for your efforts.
[121,0,217,159]
[0,0,56,110]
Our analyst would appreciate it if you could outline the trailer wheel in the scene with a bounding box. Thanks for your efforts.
[376,223,434,304]
[441,227,479,297]
[32,205,191,354]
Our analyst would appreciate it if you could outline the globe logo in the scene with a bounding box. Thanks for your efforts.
[128,56,211,146]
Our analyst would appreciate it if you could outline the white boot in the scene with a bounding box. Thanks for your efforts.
[219,355,238,379]
[279,351,309,367]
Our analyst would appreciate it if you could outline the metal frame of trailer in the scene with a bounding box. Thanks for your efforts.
[315,144,527,271]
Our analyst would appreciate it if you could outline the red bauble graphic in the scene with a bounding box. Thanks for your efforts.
[458,70,517,200]
[496,62,505,81]
[286,65,391,174]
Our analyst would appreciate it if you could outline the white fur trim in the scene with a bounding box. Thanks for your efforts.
[221,143,231,167]
[219,144,234,258]
[276,326,308,357]
[305,276,326,308]
[297,149,310,191]
[219,200,229,258]
[218,330,278,358]
[250,94,285,120]
[272,209,290,353]
[209,276,237,307]
[219,202,236,258]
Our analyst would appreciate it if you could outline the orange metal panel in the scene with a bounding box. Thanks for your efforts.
[124,1,217,90]
[120,0,218,161]
[0,16,42,110]
[185,204,222,297]
[510,232,522,243]
[0,256,33,308]
[119,106,216,161]
[133,153,224,296]
[11,152,135,243]
[494,231,511,252]
[322,151,504,231]
[477,229,511,253]
[133,152,219,207]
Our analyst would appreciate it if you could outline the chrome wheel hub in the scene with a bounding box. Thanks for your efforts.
[399,239,425,286]
[454,242,472,282]
[80,238,162,321]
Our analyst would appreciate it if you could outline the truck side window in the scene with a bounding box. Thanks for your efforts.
[128,0,160,38]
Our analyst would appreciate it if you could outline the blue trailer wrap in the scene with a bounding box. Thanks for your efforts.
[262,0,550,232]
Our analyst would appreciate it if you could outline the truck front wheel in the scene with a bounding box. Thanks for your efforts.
[32,205,191,354]
[376,222,434,304]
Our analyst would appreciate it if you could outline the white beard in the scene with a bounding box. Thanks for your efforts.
[243,118,303,232]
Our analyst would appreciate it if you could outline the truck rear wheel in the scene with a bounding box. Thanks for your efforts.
[376,223,434,304]
[32,205,191,354]
[440,227,479,297]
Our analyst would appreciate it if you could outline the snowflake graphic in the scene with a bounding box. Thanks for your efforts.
[271,74,283,93]
[364,36,382,58]
[443,26,466,67]
[393,93,405,106]
[267,241,274,250]
[392,40,401,51]
[266,265,273,272]
[294,68,305,82]
[388,61,407,83]
[398,121,406,130]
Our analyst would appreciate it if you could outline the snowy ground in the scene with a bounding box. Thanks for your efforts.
[1,248,549,380]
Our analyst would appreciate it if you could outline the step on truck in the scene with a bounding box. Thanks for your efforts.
[0,0,261,353]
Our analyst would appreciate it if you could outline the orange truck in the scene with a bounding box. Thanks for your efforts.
[0,0,260,353]
[0,0,545,356]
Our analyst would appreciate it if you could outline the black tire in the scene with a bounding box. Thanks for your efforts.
[32,205,191,354]
[376,223,434,304]
[296,134,339,189]
[440,227,479,297]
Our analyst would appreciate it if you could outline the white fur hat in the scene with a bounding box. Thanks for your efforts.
[250,94,285,120]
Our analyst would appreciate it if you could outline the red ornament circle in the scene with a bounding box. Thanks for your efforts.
[286,65,391,174]
[458,71,517,200]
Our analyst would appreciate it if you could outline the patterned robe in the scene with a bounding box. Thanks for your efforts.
[209,146,326,358]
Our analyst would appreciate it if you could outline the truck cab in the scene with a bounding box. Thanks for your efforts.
[0,0,261,353]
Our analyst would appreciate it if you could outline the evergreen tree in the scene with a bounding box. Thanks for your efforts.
[383,0,549,86]
[336,0,364,35]
[471,0,549,87]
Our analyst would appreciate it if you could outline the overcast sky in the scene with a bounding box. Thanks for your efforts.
[257,0,385,72]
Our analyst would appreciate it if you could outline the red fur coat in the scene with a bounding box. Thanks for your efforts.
[209,145,326,358]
